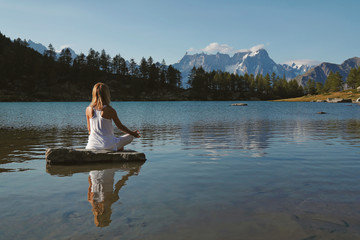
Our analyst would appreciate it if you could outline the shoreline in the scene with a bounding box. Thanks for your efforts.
[273,90,360,102]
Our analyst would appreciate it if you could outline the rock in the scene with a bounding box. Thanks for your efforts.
[317,112,326,114]
[231,103,248,106]
[356,97,360,102]
[45,147,146,165]
[316,100,326,102]
[326,98,352,103]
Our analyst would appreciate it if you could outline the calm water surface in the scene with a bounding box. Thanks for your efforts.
[1,101,360,240]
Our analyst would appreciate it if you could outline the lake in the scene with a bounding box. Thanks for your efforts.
[1,101,360,240]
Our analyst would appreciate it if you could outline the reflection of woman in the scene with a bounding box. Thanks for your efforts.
[87,168,139,227]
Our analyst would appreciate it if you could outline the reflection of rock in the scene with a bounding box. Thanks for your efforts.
[46,161,144,176]
[45,147,146,165]
[326,98,352,103]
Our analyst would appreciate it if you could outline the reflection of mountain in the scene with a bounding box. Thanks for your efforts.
[178,121,273,158]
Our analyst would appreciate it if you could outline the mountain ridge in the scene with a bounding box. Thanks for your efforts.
[295,57,360,86]
[173,49,314,86]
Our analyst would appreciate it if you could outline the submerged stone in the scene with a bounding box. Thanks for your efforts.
[45,147,146,165]
[231,103,248,106]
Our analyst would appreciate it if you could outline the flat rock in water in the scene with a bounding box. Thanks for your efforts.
[326,98,352,103]
[231,103,248,106]
[45,147,146,165]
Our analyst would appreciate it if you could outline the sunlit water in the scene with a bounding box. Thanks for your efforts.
[1,101,360,240]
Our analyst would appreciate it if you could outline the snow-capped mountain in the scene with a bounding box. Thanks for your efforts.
[26,40,77,59]
[173,48,316,86]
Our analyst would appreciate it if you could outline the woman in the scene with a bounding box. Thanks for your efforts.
[86,82,140,151]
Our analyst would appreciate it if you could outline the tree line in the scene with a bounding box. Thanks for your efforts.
[0,32,182,101]
[186,66,304,100]
[304,67,360,95]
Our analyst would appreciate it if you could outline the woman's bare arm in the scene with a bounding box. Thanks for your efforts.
[86,107,93,134]
[108,107,140,138]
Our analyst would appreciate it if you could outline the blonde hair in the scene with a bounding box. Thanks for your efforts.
[90,82,111,109]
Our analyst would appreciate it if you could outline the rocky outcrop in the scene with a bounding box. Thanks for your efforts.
[45,147,146,165]
[326,98,352,103]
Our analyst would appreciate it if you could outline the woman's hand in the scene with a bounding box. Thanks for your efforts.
[132,130,141,138]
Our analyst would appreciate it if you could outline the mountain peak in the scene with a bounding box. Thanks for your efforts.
[26,39,78,59]
[173,48,307,87]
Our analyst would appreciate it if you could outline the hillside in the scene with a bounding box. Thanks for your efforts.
[295,57,360,86]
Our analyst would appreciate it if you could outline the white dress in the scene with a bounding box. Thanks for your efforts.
[86,107,133,151]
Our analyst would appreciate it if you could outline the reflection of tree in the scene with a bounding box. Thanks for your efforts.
[87,166,141,227]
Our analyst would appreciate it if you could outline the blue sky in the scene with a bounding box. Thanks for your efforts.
[0,0,359,65]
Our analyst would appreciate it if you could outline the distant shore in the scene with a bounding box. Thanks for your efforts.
[2,89,360,102]
[273,90,360,102]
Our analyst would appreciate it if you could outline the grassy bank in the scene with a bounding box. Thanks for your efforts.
[274,90,360,102]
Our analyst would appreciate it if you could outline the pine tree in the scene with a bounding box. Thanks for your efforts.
[346,67,360,89]
[316,82,323,94]
[58,48,72,65]
[44,44,56,60]
[306,79,316,95]
[129,58,138,77]
[99,49,111,72]
[86,48,100,69]
[139,57,149,79]
[324,71,343,92]
[112,54,122,75]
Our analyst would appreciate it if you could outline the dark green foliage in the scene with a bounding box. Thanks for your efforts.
[186,66,305,100]
[316,82,323,94]
[346,67,360,89]
[305,79,316,95]
[324,71,343,92]
[0,32,182,101]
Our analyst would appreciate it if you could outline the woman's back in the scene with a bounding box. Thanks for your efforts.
[89,107,114,136]
[86,106,118,150]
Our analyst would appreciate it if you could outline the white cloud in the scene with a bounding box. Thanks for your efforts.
[201,42,234,54]
[283,59,321,66]
[55,44,71,53]
[189,43,266,55]
[237,44,265,53]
